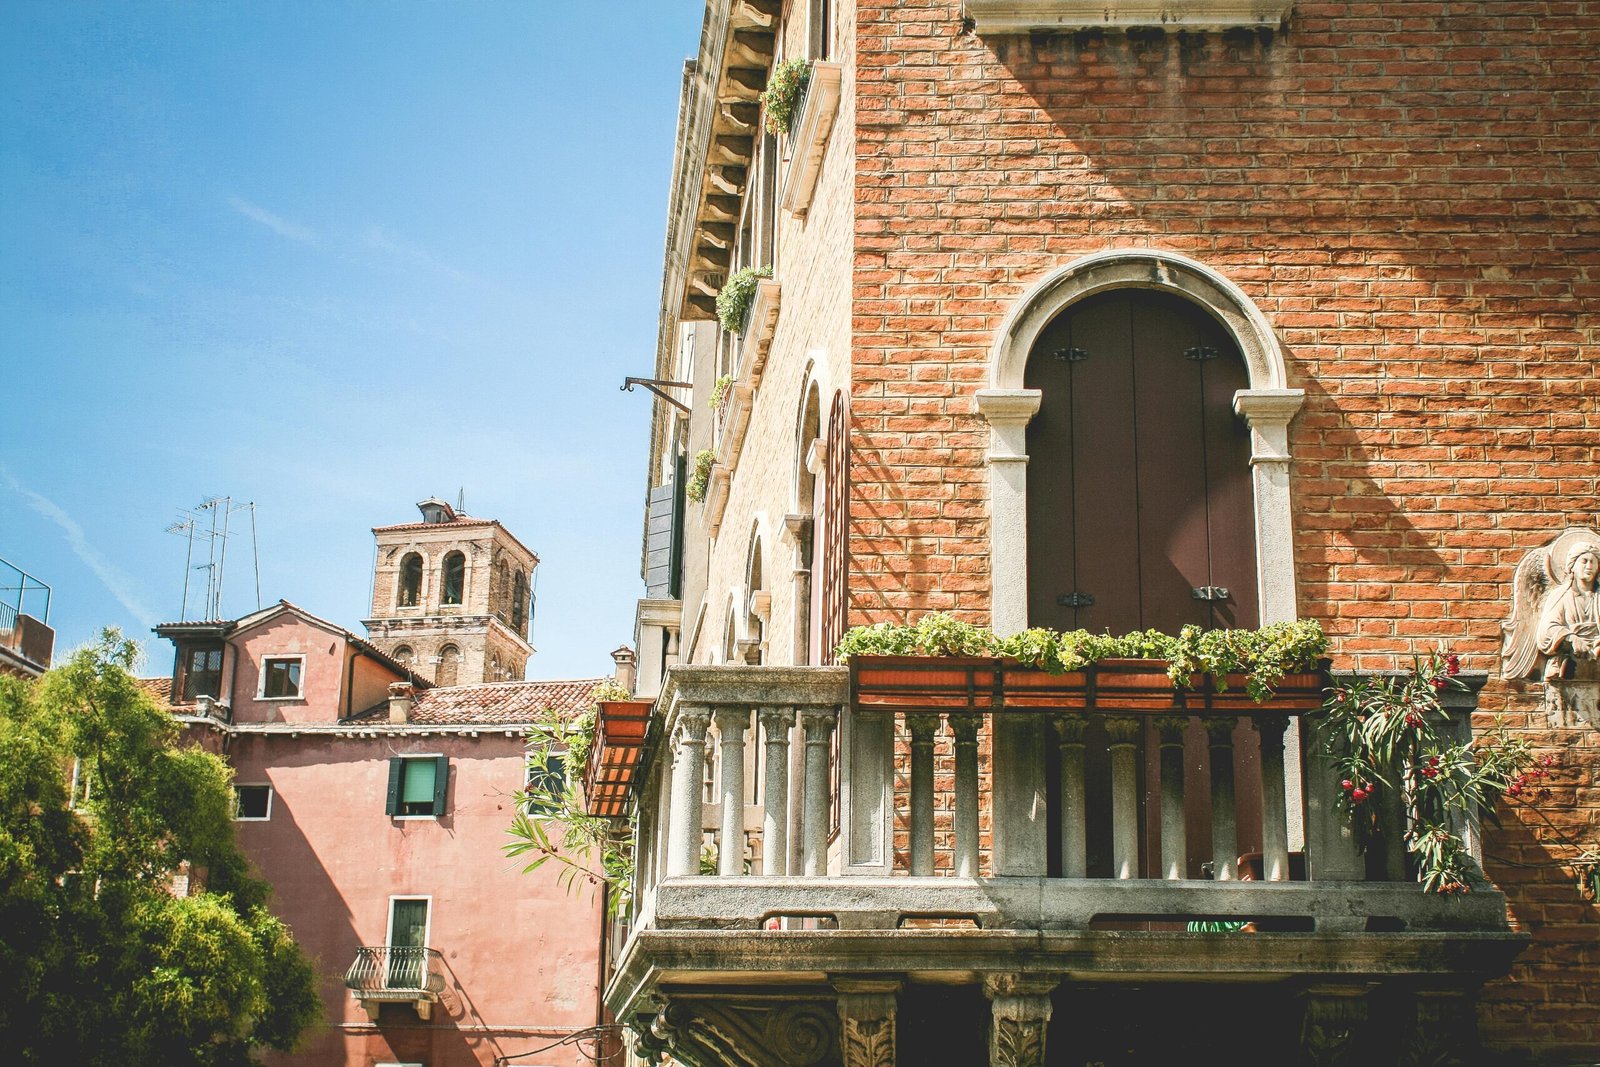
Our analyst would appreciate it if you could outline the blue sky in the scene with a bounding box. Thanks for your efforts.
[0,2,702,679]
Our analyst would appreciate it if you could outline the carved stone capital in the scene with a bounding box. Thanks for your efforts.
[948,712,981,746]
[1252,713,1289,744]
[1153,714,1188,744]
[983,973,1058,1067]
[758,705,796,737]
[1299,982,1373,1067]
[800,705,838,743]
[907,712,940,745]
[1104,715,1141,747]
[676,704,712,746]
[713,706,752,738]
[1203,714,1238,746]
[1051,713,1087,746]
[833,977,901,1067]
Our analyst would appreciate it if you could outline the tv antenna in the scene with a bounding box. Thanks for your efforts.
[165,497,261,620]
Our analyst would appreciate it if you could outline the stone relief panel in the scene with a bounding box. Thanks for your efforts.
[1502,527,1600,726]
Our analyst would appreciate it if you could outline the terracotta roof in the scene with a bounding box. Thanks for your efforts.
[136,676,174,703]
[351,677,607,726]
[371,517,496,532]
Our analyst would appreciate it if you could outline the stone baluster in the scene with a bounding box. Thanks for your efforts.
[759,706,795,877]
[993,714,1048,876]
[1053,714,1088,879]
[1155,716,1188,880]
[1205,716,1238,881]
[1255,714,1291,882]
[800,706,837,876]
[908,713,940,877]
[950,713,981,879]
[666,705,712,878]
[713,708,750,877]
[984,974,1059,1067]
[1106,717,1141,879]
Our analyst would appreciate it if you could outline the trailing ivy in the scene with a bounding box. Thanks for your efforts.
[709,374,734,411]
[715,265,772,334]
[834,613,1328,702]
[686,449,716,504]
[760,58,812,136]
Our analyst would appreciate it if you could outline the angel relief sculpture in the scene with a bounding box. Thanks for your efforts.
[1503,528,1600,723]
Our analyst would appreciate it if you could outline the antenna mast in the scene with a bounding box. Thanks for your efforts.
[166,497,262,620]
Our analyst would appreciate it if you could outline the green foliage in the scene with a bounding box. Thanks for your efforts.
[0,631,319,1067]
[1314,651,1563,896]
[709,374,735,412]
[715,265,772,333]
[506,681,637,918]
[834,613,1328,702]
[760,57,812,135]
[686,448,716,504]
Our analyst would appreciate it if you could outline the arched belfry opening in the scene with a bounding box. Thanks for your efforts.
[1023,287,1258,635]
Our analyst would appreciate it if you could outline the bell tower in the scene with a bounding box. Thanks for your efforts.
[363,498,538,686]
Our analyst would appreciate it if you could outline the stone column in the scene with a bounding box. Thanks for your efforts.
[713,708,750,877]
[759,706,795,876]
[1255,714,1291,882]
[1106,717,1141,879]
[974,390,1043,637]
[835,977,901,1067]
[800,706,837,876]
[1205,716,1238,881]
[666,706,711,878]
[1054,715,1087,878]
[984,974,1058,1067]
[1155,715,1188,880]
[950,713,981,878]
[908,713,939,876]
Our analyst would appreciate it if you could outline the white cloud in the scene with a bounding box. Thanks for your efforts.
[227,196,319,243]
[363,225,474,285]
[0,467,158,629]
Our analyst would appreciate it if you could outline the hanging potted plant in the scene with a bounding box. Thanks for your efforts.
[685,449,716,504]
[760,57,812,136]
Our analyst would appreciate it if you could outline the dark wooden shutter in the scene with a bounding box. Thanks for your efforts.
[432,756,450,816]
[819,392,849,663]
[385,757,402,817]
[1025,289,1257,634]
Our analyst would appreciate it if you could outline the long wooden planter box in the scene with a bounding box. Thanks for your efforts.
[583,699,654,818]
[849,655,1328,716]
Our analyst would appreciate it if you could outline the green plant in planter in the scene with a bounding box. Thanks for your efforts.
[835,613,1327,701]
[709,374,734,411]
[685,448,716,504]
[760,57,812,136]
[716,266,772,334]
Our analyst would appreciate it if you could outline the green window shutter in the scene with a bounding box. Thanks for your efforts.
[432,756,450,815]
[385,757,403,816]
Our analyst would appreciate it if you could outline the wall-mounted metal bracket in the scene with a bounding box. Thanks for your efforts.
[1057,592,1096,608]
[621,377,694,416]
[1192,586,1231,601]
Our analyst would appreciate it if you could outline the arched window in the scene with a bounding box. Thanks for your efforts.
[745,530,765,665]
[1024,288,1257,634]
[512,571,528,633]
[397,553,423,608]
[795,382,823,664]
[393,645,414,668]
[490,654,502,681]
[435,644,460,687]
[495,559,510,619]
[441,551,466,606]
[818,391,848,664]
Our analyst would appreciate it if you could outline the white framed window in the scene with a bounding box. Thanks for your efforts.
[258,655,305,699]
[386,755,449,819]
[233,783,273,821]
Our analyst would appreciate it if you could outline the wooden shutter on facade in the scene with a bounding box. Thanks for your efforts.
[431,756,450,815]
[385,757,403,817]
[1024,289,1258,635]
[819,391,849,664]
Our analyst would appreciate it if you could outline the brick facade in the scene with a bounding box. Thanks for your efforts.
[846,2,1599,1057]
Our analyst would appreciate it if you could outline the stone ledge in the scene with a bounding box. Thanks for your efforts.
[963,0,1293,32]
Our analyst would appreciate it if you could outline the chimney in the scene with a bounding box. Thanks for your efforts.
[610,645,637,695]
[387,681,415,724]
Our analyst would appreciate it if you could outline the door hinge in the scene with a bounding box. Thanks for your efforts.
[1184,345,1220,361]
[1057,592,1095,608]
[1054,347,1089,363]
[1192,586,1230,602]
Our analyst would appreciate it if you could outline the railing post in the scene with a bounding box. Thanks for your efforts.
[1155,716,1188,880]
[800,706,837,876]
[950,713,981,879]
[1255,714,1291,882]
[758,706,795,876]
[1106,716,1141,880]
[713,708,750,876]
[993,713,1048,876]
[666,705,711,878]
[1205,716,1238,881]
[908,713,939,877]
[1053,714,1087,879]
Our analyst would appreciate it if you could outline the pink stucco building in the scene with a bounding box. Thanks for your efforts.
[146,599,617,1067]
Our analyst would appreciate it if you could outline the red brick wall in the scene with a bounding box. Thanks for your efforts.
[847,1,1599,1057]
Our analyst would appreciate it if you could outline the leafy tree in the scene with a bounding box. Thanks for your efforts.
[0,631,318,1066]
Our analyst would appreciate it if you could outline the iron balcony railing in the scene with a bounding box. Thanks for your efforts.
[343,945,443,995]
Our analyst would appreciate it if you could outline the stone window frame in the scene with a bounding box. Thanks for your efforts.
[256,654,306,701]
[396,550,427,609]
[976,247,1304,636]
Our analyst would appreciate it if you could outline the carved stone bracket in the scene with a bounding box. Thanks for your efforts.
[650,995,840,1067]
[1298,982,1373,1067]
[983,973,1058,1067]
[834,977,901,1067]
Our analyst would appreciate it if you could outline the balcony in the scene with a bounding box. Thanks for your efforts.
[608,664,1525,1066]
[344,946,445,1020]
[0,557,54,678]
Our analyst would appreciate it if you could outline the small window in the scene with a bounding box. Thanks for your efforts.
[386,756,449,818]
[260,657,303,699]
[180,644,224,702]
[397,553,423,607]
[512,571,528,632]
[393,645,414,667]
[435,644,460,687]
[441,551,466,606]
[233,784,273,820]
